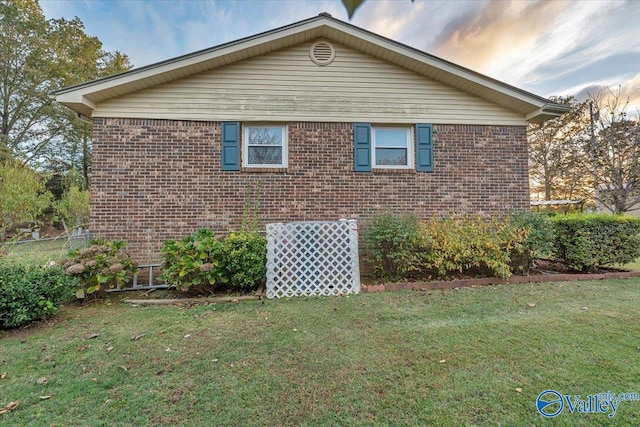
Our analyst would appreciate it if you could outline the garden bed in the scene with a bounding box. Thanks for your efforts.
[361,268,640,293]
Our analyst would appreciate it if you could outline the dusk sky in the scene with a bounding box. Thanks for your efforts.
[40,0,640,110]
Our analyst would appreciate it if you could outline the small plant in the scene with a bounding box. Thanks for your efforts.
[241,180,263,233]
[362,212,529,281]
[221,231,267,291]
[508,211,556,274]
[161,228,228,294]
[0,262,77,328]
[63,239,137,299]
[361,211,430,280]
[422,215,527,279]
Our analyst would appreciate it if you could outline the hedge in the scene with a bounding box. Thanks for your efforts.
[0,263,77,329]
[553,213,640,272]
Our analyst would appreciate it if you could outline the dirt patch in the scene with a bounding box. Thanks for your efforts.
[531,259,628,275]
[362,268,640,293]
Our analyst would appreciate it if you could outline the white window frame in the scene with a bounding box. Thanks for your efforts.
[243,124,288,168]
[372,126,413,169]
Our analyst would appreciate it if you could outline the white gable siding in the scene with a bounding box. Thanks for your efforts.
[93,41,527,125]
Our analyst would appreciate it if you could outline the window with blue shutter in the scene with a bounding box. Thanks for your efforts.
[221,121,240,171]
[415,124,433,173]
[354,123,371,172]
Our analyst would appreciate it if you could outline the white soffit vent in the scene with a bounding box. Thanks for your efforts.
[310,41,335,66]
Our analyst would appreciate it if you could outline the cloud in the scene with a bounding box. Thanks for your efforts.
[571,73,640,114]
[352,0,424,41]
[431,0,573,78]
[425,0,640,107]
[349,0,480,52]
[39,0,640,111]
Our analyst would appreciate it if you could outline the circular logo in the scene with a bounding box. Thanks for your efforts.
[537,390,564,417]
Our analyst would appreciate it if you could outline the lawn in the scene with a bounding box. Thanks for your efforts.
[1,237,84,266]
[1,279,639,426]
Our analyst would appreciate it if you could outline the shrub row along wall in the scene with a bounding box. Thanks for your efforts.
[92,119,528,263]
[360,212,640,281]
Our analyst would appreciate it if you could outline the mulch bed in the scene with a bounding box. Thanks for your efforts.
[361,262,640,293]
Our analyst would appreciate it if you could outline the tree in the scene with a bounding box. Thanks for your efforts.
[0,160,52,234]
[54,185,90,230]
[528,96,591,202]
[590,88,640,214]
[45,16,132,187]
[0,0,54,161]
[0,0,131,174]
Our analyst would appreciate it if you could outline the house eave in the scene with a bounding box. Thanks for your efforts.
[525,104,572,124]
[54,13,566,123]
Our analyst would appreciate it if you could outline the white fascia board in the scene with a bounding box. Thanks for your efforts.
[55,92,95,115]
[525,105,571,122]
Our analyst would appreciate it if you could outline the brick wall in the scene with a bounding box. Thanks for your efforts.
[91,118,529,262]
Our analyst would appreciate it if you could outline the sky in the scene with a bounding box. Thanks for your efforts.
[40,0,640,110]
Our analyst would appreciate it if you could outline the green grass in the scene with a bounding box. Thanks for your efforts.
[1,238,82,265]
[1,280,639,425]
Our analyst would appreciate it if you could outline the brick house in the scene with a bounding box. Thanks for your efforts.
[55,13,568,263]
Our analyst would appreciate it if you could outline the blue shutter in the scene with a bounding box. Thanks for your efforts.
[415,124,433,173]
[354,123,371,172]
[221,122,240,171]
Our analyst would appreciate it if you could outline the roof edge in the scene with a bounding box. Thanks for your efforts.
[54,12,568,119]
[54,14,327,95]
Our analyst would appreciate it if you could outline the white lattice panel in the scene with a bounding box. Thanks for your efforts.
[266,220,360,298]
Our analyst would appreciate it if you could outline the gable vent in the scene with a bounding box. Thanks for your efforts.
[310,41,335,66]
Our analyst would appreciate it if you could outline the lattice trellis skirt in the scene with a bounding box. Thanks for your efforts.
[266,220,361,298]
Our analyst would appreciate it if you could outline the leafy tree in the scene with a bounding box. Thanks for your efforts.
[0,160,52,234]
[55,185,90,230]
[590,88,640,214]
[0,0,131,180]
[528,96,591,202]
[45,17,132,188]
[0,0,54,162]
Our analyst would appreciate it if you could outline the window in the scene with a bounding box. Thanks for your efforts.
[372,127,411,168]
[243,125,287,167]
[353,123,432,173]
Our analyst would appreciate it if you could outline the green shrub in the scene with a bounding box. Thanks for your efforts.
[0,262,76,328]
[221,231,267,291]
[422,216,527,279]
[161,228,228,294]
[509,211,556,274]
[552,214,640,272]
[55,185,90,229]
[0,161,53,234]
[361,211,430,280]
[63,240,137,299]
